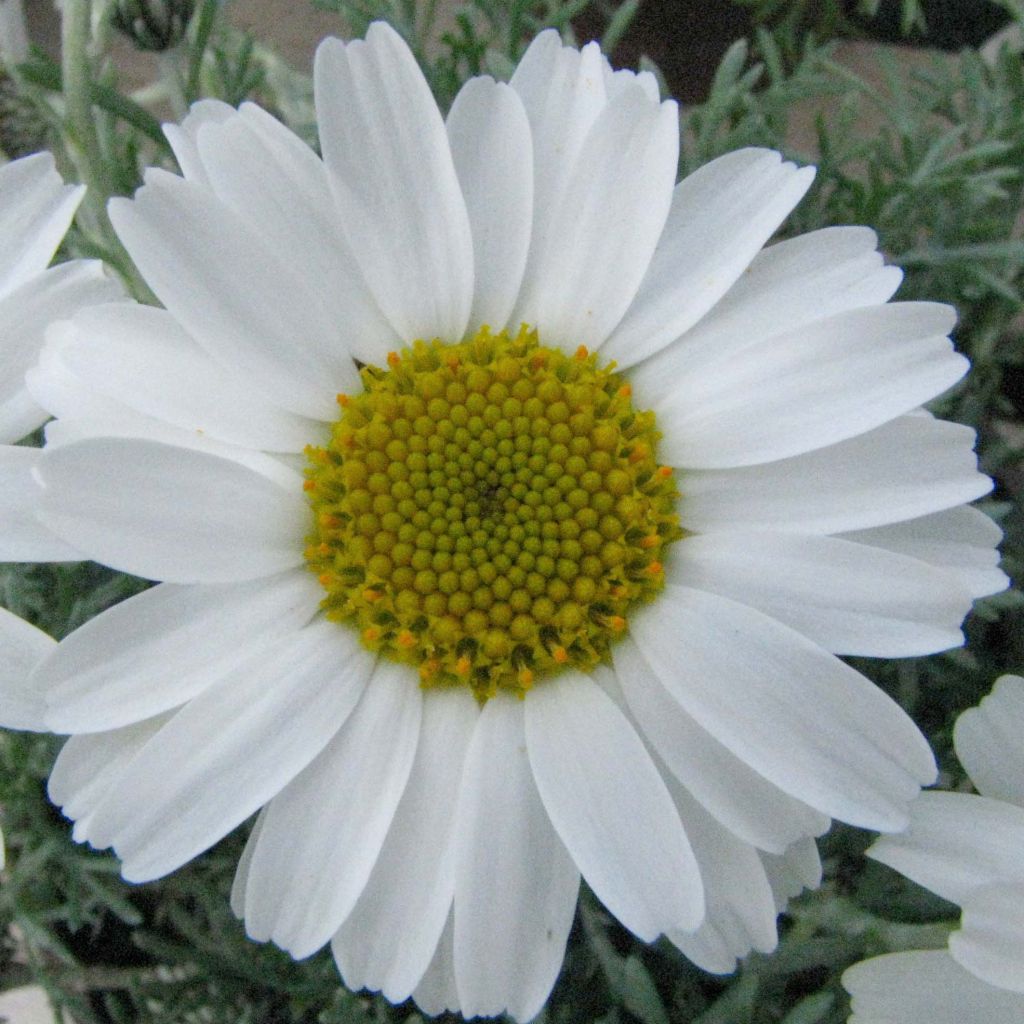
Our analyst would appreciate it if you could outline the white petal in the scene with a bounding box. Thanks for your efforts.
[242,660,421,959]
[109,172,352,420]
[603,62,660,103]
[78,619,372,882]
[656,303,966,468]
[510,35,608,311]
[314,25,473,343]
[840,506,1007,601]
[0,261,123,443]
[629,225,902,407]
[27,321,161,428]
[669,531,973,657]
[681,414,991,535]
[49,714,172,841]
[412,910,459,1018]
[954,675,1024,806]
[0,445,83,561]
[760,837,823,913]
[195,106,399,366]
[512,83,679,351]
[230,808,266,918]
[614,638,829,853]
[332,687,478,1003]
[0,152,84,296]
[525,671,703,939]
[162,99,235,185]
[59,303,321,453]
[665,781,779,975]
[844,950,1024,1024]
[37,438,307,583]
[29,324,307,477]
[631,585,936,830]
[0,607,54,730]
[452,692,580,1021]
[952,882,1024,991]
[600,149,815,368]
[446,77,533,335]
[0,390,46,454]
[868,791,1024,905]
[39,570,321,733]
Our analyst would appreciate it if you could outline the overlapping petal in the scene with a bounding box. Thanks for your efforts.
[0,152,84,297]
[241,660,421,958]
[68,620,374,881]
[669,531,973,656]
[845,951,1024,1024]
[452,693,580,1021]
[37,438,307,583]
[680,414,991,535]
[654,302,965,468]
[524,671,704,940]
[0,260,123,443]
[869,791,1024,906]
[953,674,1024,806]
[631,585,936,830]
[0,446,83,561]
[57,302,323,453]
[510,80,679,350]
[600,149,816,368]
[614,638,829,853]
[315,23,473,344]
[109,170,354,419]
[39,570,322,733]
[446,77,533,335]
[0,607,54,730]
[951,882,1024,992]
[332,687,478,1002]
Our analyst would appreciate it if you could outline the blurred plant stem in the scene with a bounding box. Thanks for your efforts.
[0,0,29,65]
[60,0,153,299]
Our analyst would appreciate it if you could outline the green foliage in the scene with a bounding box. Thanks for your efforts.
[733,0,928,59]
[0,1,1021,1022]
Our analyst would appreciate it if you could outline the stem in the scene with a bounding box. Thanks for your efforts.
[158,47,188,119]
[60,0,154,301]
[62,0,112,197]
[0,0,28,65]
[20,56,170,150]
[185,0,217,103]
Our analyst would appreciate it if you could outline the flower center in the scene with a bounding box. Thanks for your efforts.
[303,325,681,700]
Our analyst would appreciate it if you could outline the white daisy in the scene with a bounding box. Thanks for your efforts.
[0,150,124,562]
[6,23,1003,1021]
[844,675,1024,1023]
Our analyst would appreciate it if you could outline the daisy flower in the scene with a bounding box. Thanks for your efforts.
[0,150,124,562]
[7,23,1003,1020]
[844,675,1024,1024]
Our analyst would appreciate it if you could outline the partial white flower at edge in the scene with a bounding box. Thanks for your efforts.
[0,151,124,561]
[0,150,118,865]
[844,674,1024,1023]
[0,22,1007,1023]
[0,606,55,867]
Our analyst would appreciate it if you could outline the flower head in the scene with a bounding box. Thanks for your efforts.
[844,675,1024,1023]
[8,23,1005,1021]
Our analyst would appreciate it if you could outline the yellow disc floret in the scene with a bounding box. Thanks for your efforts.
[304,324,681,701]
